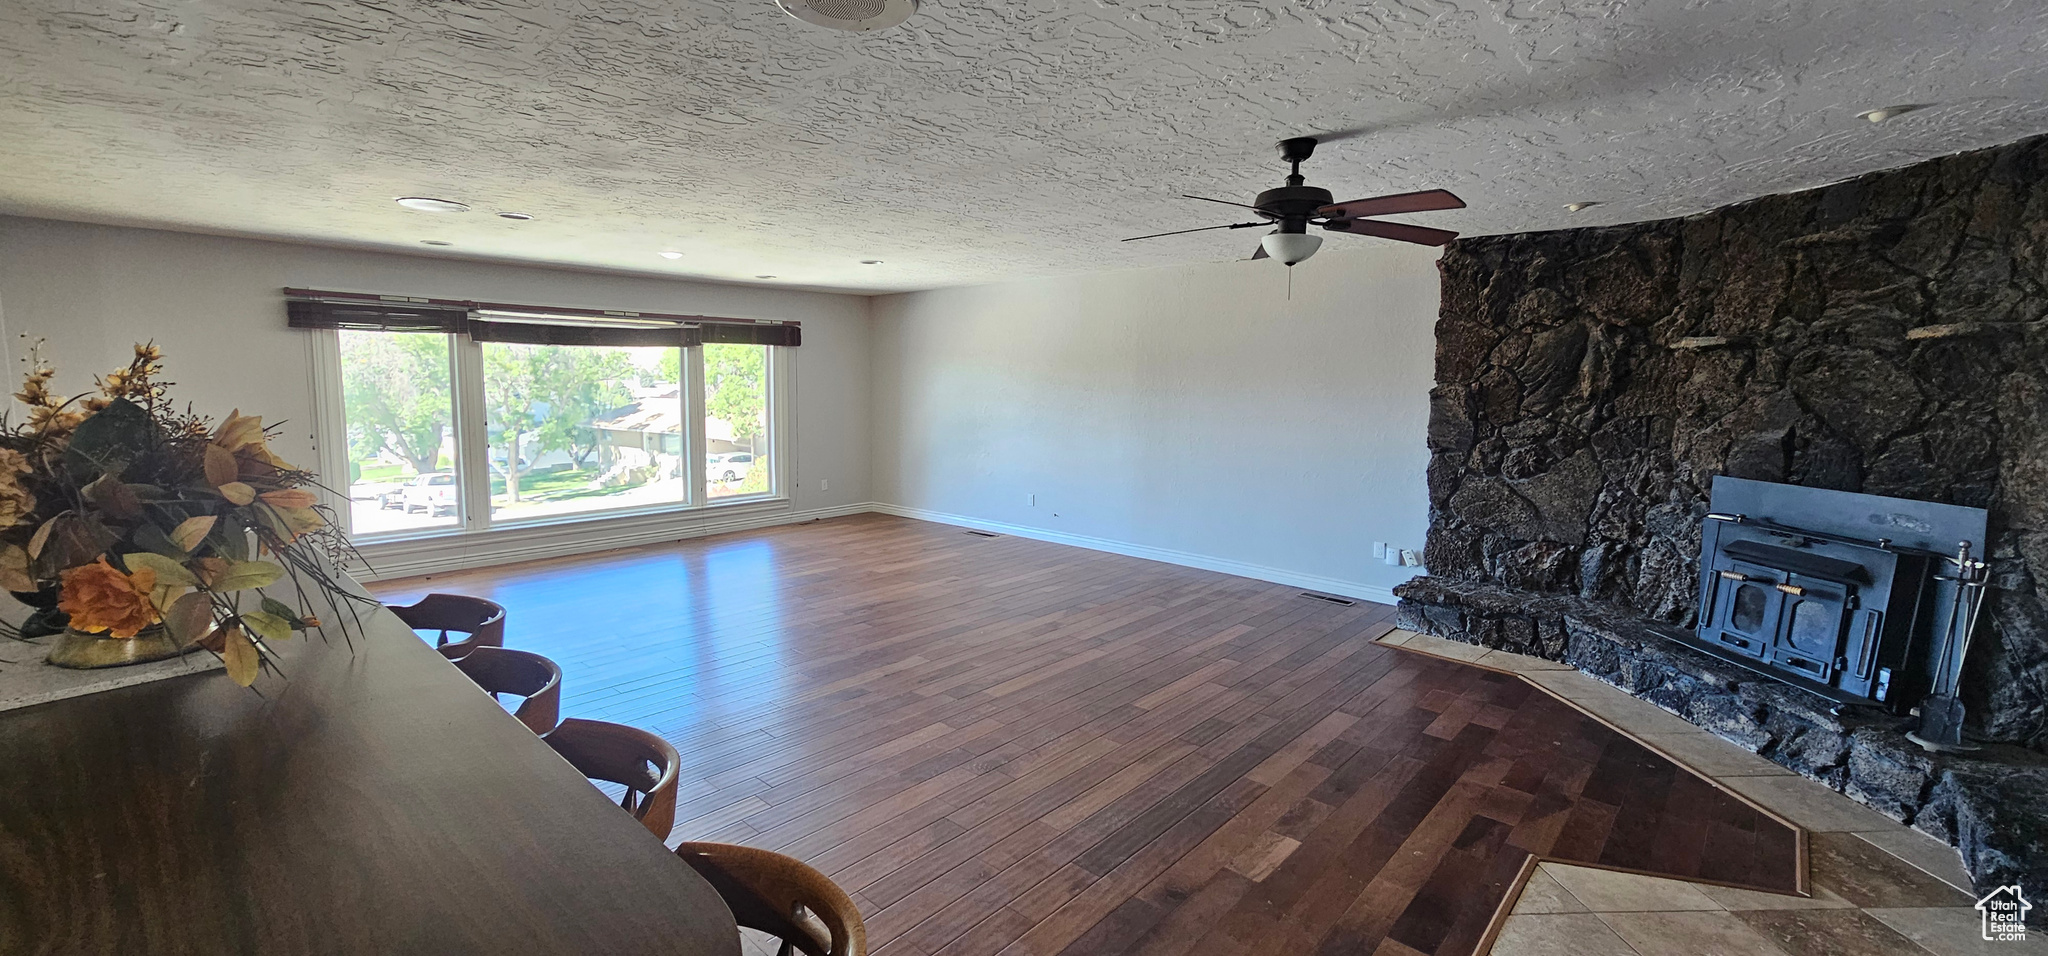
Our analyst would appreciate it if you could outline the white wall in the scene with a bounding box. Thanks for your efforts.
[0,213,1437,597]
[869,245,1440,602]
[0,214,873,522]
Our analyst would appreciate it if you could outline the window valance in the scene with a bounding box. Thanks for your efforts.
[283,289,801,347]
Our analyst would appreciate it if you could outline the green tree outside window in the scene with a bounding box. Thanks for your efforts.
[340,332,451,478]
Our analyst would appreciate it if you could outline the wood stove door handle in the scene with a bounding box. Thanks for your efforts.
[1775,583,1806,596]
[1718,571,1751,582]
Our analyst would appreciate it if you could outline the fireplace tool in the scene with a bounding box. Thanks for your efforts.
[1909,542,1990,753]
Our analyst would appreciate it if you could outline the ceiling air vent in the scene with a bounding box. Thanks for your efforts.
[776,0,918,31]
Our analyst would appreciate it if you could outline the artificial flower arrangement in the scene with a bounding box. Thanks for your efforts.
[0,343,364,685]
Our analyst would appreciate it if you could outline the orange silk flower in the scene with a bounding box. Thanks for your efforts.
[58,557,161,638]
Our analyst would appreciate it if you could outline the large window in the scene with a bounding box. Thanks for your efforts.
[340,330,458,536]
[483,343,685,522]
[317,305,790,542]
[704,343,772,500]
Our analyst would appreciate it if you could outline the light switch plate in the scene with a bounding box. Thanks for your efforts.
[1372,541,1388,559]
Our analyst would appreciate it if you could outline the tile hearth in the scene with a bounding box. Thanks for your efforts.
[1377,630,2021,956]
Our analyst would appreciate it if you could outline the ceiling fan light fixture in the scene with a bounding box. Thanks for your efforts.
[1261,232,1322,266]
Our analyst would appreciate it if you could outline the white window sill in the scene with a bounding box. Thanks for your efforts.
[346,496,801,581]
[349,495,792,547]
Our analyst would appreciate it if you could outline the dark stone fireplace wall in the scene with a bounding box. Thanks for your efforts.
[1394,132,2048,890]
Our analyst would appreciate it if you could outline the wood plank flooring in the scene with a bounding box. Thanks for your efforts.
[372,514,1799,956]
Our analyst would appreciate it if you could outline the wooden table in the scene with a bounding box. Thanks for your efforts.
[0,592,741,956]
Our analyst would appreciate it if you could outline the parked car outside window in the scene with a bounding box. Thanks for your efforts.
[709,453,754,483]
[400,472,458,517]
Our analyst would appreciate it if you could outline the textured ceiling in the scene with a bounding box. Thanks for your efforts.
[2,0,2045,293]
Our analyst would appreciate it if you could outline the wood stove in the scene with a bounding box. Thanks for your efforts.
[1685,478,1990,748]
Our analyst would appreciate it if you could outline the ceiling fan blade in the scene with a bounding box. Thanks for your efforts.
[1293,124,1379,145]
[1122,222,1266,242]
[1317,189,1465,220]
[1324,218,1460,247]
[1250,244,1269,260]
[1183,194,1263,212]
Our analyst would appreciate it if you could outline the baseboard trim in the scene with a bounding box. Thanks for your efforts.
[867,503,1405,606]
[350,501,875,582]
[350,498,1409,604]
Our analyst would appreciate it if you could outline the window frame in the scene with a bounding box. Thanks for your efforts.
[309,329,792,545]
[695,340,785,506]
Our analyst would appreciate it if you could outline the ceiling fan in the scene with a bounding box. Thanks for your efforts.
[1124,136,1465,266]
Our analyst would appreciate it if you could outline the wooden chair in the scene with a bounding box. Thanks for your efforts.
[543,718,679,841]
[673,843,867,956]
[387,593,506,659]
[452,646,562,736]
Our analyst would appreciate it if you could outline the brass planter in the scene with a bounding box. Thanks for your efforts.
[45,625,187,669]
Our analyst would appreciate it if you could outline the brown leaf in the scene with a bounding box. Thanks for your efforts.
[268,505,326,543]
[213,411,265,452]
[221,625,259,687]
[257,489,318,509]
[83,474,144,520]
[170,515,217,553]
[194,623,228,653]
[237,455,283,482]
[26,516,57,559]
[218,482,256,505]
[204,444,239,487]
[165,590,214,645]
[0,544,34,593]
[193,556,231,588]
[41,516,117,573]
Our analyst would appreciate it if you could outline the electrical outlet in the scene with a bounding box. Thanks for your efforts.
[1401,549,1421,567]
[820,479,828,492]
[1372,541,1388,559]
[1383,548,1403,566]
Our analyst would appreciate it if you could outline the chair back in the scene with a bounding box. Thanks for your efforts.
[673,843,867,956]
[388,593,505,659]
[453,646,562,735]
[544,718,679,841]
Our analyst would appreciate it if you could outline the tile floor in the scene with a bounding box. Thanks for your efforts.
[1376,630,2044,956]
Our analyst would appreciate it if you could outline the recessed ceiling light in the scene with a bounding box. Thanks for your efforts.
[1564,201,1602,212]
[659,251,684,259]
[860,259,884,265]
[756,275,777,279]
[395,197,470,213]
[1858,104,1928,123]
[420,239,454,246]
[497,212,534,220]
[776,0,919,32]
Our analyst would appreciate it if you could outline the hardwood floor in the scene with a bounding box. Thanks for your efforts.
[372,514,1799,956]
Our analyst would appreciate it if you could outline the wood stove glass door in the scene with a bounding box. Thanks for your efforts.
[1769,579,1848,684]
[1706,561,1785,660]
